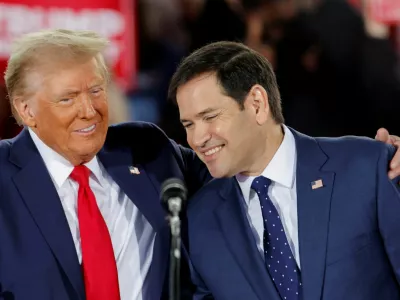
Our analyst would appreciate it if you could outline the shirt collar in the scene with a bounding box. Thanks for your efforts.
[28,128,104,189]
[236,125,297,205]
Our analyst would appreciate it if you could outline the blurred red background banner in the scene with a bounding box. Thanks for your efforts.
[0,0,137,90]
[368,0,400,24]
[348,0,400,24]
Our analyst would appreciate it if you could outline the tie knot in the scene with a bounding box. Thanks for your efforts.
[251,176,272,195]
[70,165,90,186]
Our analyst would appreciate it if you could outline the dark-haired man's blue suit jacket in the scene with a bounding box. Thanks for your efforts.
[0,122,210,300]
[187,129,400,300]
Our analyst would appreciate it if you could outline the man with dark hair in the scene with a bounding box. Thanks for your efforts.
[169,41,400,300]
[168,40,283,124]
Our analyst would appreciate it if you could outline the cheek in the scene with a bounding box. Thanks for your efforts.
[95,97,109,117]
[36,106,73,128]
[213,124,222,136]
[213,119,239,142]
[229,120,252,146]
[211,119,229,137]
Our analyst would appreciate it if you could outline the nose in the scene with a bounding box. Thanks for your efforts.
[78,93,96,119]
[190,123,211,148]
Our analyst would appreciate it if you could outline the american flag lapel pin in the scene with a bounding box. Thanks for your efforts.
[311,179,323,190]
[129,166,140,175]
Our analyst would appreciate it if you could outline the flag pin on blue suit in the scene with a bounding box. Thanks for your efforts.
[129,166,140,175]
[311,179,323,190]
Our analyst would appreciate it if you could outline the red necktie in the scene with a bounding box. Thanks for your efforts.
[70,165,120,300]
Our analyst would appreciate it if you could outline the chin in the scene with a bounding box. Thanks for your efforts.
[72,142,102,157]
[208,167,231,179]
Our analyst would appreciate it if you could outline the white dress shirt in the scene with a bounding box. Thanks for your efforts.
[236,125,301,268]
[29,129,155,300]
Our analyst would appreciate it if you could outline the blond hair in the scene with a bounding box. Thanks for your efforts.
[4,29,110,123]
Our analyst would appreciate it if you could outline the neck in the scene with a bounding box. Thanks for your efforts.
[240,123,284,177]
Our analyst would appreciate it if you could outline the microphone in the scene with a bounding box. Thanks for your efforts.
[160,178,187,300]
[161,178,187,216]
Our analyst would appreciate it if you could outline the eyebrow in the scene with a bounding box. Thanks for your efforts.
[180,107,219,123]
[57,81,105,97]
[89,82,104,89]
[54,89,80,100]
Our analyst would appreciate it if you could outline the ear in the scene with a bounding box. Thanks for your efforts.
[13,96,37,127]
[245,85,270,125]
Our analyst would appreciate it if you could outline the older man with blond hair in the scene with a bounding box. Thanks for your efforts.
[0,29,211,300]
[0,29,399,300]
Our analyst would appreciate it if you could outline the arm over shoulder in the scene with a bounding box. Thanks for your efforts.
[376,143,400,283]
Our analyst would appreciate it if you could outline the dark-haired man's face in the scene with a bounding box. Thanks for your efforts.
[177,73,261,178]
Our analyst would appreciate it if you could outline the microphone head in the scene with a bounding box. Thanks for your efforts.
[160,178,187,206]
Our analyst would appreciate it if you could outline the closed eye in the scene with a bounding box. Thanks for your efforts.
[91,88,103,96]
[60,98,73,104]
[205,114,218,121]
[183,123,193,129]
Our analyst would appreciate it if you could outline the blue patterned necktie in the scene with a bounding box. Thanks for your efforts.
[251,176,301,300]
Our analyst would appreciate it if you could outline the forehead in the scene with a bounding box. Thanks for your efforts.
[28,57,104,94]
[176,74,231,113]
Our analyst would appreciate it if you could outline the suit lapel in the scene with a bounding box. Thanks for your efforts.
[98,147,169,299]
[292,129,335,300]
[9,129,85,300]
[97,147,167,233]
[216,179,281,300]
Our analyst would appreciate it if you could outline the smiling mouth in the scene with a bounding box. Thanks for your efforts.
[204,145,224,156]
[75,124,96,134]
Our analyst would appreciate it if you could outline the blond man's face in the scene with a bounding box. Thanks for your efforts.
[16,57,109,165]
